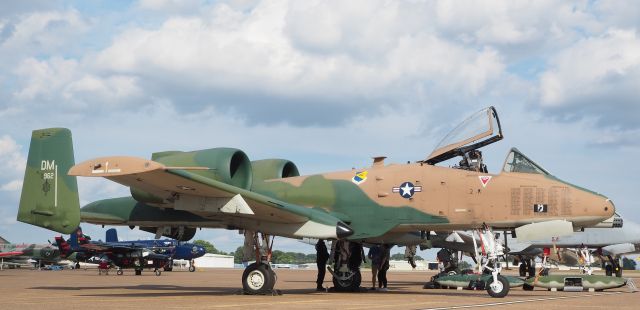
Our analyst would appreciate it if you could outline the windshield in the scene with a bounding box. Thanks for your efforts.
[502,148,551,175]
[425,106,502,164]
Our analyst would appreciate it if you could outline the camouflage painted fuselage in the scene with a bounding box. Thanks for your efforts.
[17,128,615,243]
[81,157,613,242]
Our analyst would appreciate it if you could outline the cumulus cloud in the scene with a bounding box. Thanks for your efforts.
[539,29,640,129]
[86,0,507,125]
[0,135,26,175]
[11,57,143,110]
[0,9,89,65]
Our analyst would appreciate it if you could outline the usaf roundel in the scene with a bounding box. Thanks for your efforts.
[392,182,422,199]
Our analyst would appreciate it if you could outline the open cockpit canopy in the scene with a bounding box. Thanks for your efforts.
[502,148,551,175]
[424,106,503,165]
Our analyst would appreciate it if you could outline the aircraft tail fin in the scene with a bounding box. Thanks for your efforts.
[105,228,118,242]
[17,128,80,234]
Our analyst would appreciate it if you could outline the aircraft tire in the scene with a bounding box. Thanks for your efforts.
[189,265,196,272]
[135,269,142,276]
[522,283,534,291]
[486,275,510,298]
[332,269,361,292]
[155,269,161,276]
[242,263,274,295]
[615,268,622,278]
[528,266,536,278]
[164,266,173,272]
[605,264,612,276]
[117,269,123,275]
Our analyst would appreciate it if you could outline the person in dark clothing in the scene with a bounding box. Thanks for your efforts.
[378,244,391,291]
[315,239,329,291]
[347,242,366,290]
[367,245,382,290]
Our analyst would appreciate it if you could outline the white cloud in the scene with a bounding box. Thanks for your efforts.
[90,0,506,124]
[0,135,26,174]
[539,29,640,128]
[1,179,22,191]
[0,9,89,64]
[11,57,142,109]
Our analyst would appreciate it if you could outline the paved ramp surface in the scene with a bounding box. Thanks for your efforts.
[0,268,637,309]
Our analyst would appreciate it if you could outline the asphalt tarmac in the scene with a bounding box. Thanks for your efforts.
[1,267,638,309]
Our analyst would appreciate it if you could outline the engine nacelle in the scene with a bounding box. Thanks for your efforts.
[251,159,300,185]
[139,226,197,241]
[131,148,253,204]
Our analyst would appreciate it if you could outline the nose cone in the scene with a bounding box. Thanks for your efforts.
[196,246,205,258]
[604,199,616,217]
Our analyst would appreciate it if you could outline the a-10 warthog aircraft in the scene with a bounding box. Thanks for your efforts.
[17,107,615,297]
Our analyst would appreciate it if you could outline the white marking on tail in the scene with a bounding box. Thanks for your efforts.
[54,164,58,207]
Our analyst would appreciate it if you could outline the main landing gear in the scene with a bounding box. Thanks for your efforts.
[604,255,622,277]
[241,231,277,295]
[326,240,363,292]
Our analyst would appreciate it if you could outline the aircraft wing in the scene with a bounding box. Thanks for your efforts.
[69,156,353,239]
[0,251,23,258]
[81,242,137,252]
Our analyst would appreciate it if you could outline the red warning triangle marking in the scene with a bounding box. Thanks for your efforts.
[479,176,492,187]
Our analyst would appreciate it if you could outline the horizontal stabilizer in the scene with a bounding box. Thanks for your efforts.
[515,220,573,241]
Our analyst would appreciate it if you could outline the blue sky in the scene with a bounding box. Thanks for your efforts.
[1,0,639,258]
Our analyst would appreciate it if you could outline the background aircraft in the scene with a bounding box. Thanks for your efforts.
[55,227,171,275]
[104,228,206,272]
[426,216,640,278]
[17,107,616,297]
[0,236,62,269]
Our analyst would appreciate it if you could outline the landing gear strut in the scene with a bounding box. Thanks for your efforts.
[240,231,277,295]
[604,255,622,277]
[189,259,196,272]
[473,224,510,298]
[326,240,363,292]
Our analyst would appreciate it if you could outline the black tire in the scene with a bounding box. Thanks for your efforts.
[523,283,534,291]
[528,266,536,278]
[242,263,274,295]
[486,275,510,298]
[541,268,549,276]
[519,264,527,277]
[164,266,173,272]
[117,269,123,275]
[605,264,612,276]
[135,269,142,276]
[155,269,161,276]
[615,267,622,278]
[189,265,196,272]
[332,269,361,292]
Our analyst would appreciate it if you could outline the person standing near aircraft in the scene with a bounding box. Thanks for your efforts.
[368,245,382,290]
[315,239,329,291]
[378,245,391,291]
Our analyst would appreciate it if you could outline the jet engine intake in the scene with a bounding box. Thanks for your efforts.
[250,159,300,184]
[131,148,253,204]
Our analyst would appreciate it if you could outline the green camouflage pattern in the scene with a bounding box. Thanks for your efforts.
[252,175,448,239]
[435,274,524,288]
[525,275,627,290]
[17,128,80,234]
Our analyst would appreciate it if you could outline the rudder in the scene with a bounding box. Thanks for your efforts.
[17,128,80,234]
